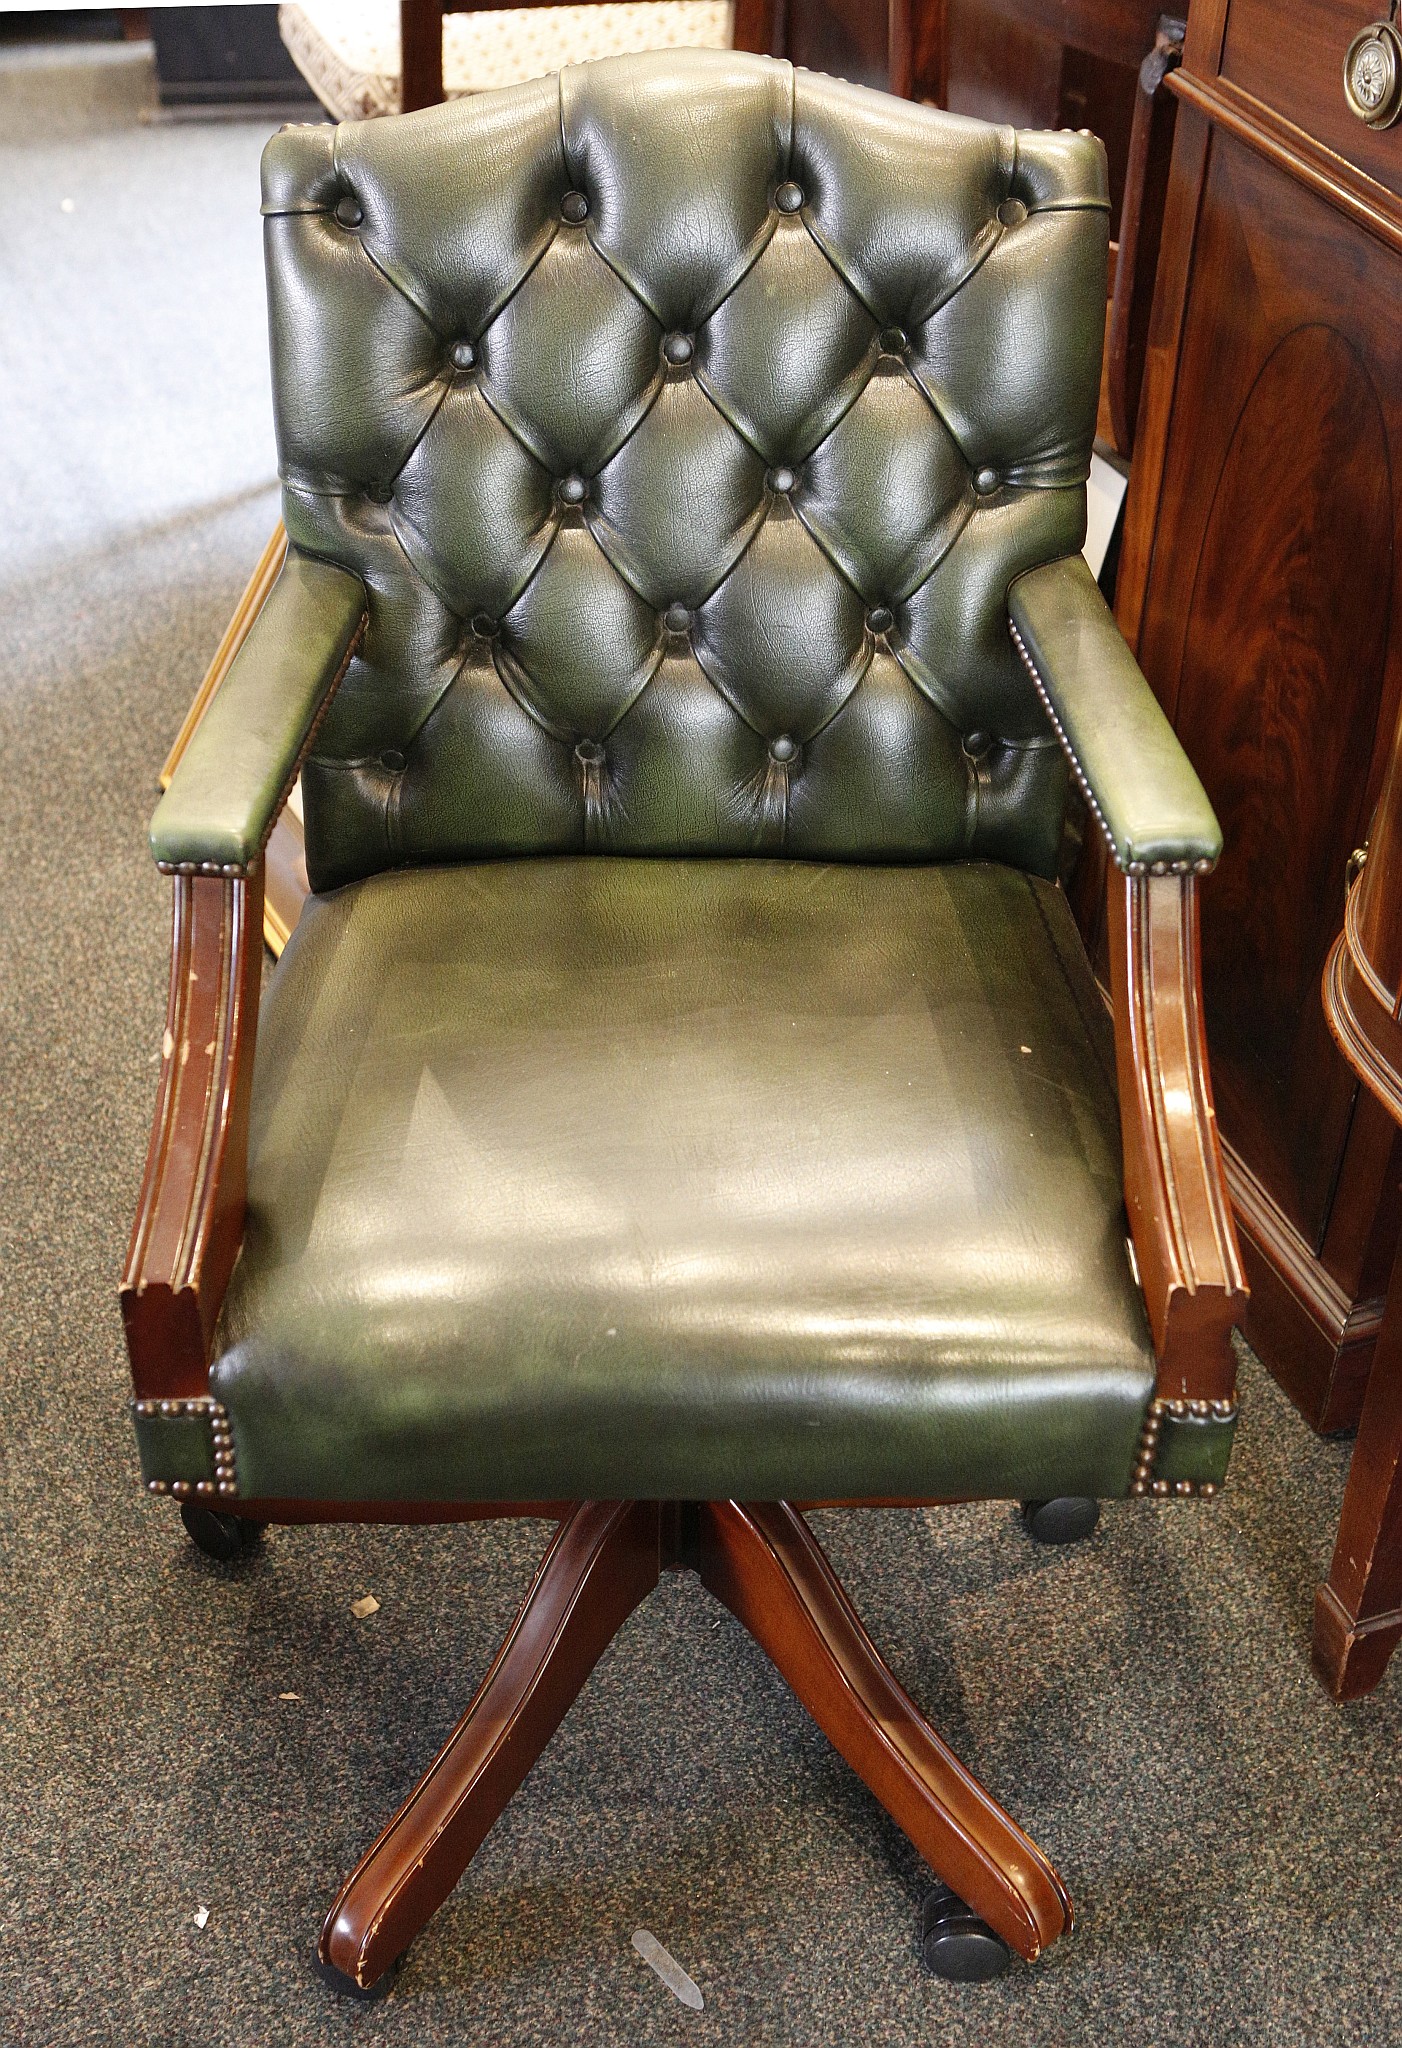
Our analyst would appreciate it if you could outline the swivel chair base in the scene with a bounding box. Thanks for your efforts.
[314,1500,1074,1994]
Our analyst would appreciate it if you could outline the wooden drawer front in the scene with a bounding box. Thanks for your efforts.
[1220,0,1402,199]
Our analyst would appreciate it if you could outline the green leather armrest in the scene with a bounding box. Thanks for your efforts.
[149,552,366,874]
[1007,556,1222,875]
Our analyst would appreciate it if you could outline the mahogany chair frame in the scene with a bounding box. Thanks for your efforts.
[124,538,1245,1988]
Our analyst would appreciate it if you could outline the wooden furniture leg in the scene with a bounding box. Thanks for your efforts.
[319,1499,663,1991]
[697,1501,1072,1962]
[319,1498,1074,1994]
[1313,1235,1402,1700]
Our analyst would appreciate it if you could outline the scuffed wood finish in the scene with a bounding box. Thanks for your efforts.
[1107,872,1246,1402]
[120,870,265,1399]
[697,1500,1073,1962]
[1115,13,1402,1430]
[162,519,308,957]
[320,1498,1074,1992]
[321,1500,665,1990]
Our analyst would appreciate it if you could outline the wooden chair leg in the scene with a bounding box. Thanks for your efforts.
[318,1499,662,1991]
[695,1500,1073,1962]
[1313,1250,1402,1699]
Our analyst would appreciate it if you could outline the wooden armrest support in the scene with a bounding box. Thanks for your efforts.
[120,868,265,1400]
[1108,869,1246,1403]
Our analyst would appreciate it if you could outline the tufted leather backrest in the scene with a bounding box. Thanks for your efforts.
[261,50,1109,892]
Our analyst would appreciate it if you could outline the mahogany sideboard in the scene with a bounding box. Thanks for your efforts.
[1114,0,1402,1433]
[1317,623,1402,1696]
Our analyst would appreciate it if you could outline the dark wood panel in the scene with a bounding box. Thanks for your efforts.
[784,0,893,86]
[942,3,1064,128]
[940,0,1162,76]
[1133,130,1402,1250]
[936,0,1151,226]
[1220,0,1402,202]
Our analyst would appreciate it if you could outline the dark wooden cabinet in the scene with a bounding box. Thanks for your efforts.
[1116,0,1402,1431]
[1316,598,1402,1697]
[914,0,1163,229]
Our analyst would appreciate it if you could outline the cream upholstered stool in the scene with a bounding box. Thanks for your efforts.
[278,1,733,119]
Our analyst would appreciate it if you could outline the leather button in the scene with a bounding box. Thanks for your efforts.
[379,748,406,773]
[664,602,691,633]
[366,481,393,503]
[963,731,991,758]
[998,198,1028,227]
[662,331,694,366]
[866,605,894,635]
[333,193,363,229]
[470,612,499,639]
[557,473,588,506]
[879,327,908,355]
[775,181,804,213]
[560,190,590,223]
[767,465,797,495]
[575,738,606,767]
[450,340,477,371]
[769,734,798,763]
[973,467,999,496]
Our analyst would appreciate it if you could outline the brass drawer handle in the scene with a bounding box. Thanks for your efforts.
[1344,17,1402,129]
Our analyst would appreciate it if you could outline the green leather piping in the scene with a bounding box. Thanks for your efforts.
[149,551,367,875]
[1007,554,1222,874]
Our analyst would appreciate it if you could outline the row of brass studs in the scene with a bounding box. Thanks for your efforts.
[135,1396,238,1500]
[1129,1395,1236,1499]
[154,616,365,884]
[154,859,247,878]
[1009,622,1215,879]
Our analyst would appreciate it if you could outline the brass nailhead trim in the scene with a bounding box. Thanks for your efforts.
[154,860,249,878]
[137,1396,239,1500]
[1008,621,1215,879]
[1128,1394,1236,1499]
[154,613,367,882]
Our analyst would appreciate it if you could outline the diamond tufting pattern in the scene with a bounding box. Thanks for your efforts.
[260,50,1110,891]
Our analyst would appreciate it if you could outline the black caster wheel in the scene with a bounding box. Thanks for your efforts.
[921,1883,1011,1983]
[1020,1497,1099,1546]
[312,1947,403,2000]
[179,1502,264,1563]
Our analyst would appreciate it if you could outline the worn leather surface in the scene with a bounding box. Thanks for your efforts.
[1155,1410,1236,1488]
[212,859,1155,1502]
[150,554,366,871]
[1008,557,1222,873]
[259,51,1109,891]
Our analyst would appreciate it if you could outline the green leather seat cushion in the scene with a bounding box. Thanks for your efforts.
[212,858,1154,1502]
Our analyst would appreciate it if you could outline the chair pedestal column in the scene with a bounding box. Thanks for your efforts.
[318,1499,1073,1994]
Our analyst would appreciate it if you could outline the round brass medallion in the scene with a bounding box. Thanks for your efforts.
[1343,22,1402,129]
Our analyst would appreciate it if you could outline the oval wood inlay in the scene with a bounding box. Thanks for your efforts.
[1175,322,1394,1235]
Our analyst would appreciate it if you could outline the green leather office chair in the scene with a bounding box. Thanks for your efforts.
[122,48,1245,1997]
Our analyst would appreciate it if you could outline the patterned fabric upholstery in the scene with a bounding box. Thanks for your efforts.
[277,1,734,123]
[261,51,1110,892]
